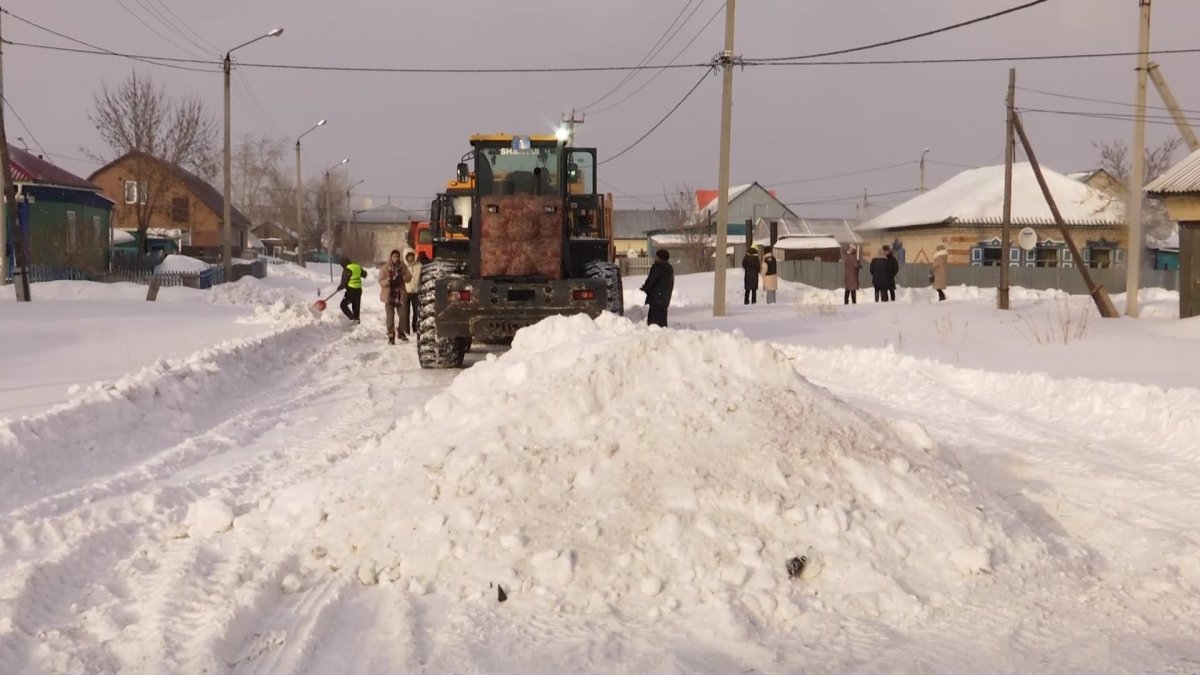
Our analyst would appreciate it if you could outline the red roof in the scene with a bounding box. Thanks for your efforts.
[694,186,778,211]
[8,145,99,191]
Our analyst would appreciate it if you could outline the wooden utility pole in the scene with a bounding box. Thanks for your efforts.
[1013,113,1120,318]
[0,8,10,288]
[999,68,1016,310]
[711,0,736,316]
[1126,0,1153,317]
[561,109,584,147]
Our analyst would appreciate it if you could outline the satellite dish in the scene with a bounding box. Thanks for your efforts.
[362,198,374,210]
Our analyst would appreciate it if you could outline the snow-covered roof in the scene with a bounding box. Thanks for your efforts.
[111,229,135,245]
[857,163,1125,232]
[773,235,841,251]
[650,233,712,246]
[696,184,755,215]
[1146,147,1200,194]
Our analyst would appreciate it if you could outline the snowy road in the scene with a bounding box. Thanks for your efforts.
[0,321,456,673]
[3,270,1200,673]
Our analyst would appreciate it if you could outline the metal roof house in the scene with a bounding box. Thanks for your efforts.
[5,145,115,277]
[1146,148,1200,318]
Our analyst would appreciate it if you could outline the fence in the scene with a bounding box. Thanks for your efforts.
[778,260,1179,294]
[24,258,269,289]
[619,257,713,277]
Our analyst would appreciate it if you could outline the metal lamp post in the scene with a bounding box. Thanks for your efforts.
[919,148,931,193]
[223,27,283,281]
[295,119,326,264]
[325,158,349,281]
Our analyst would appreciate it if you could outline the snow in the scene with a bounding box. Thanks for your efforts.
[154,254,211,274]
[858,162,1126,231]
[111,229,135,245]
[772,234,841,250]
[1,262,1200,673]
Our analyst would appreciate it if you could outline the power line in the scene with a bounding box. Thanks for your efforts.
[150,0,218,53]
[747,47,1200,67]
[0,8,215,73]
[130,0,212,57]
[2,38,710,74]
[109,0,203,58]
[578,0,699,111]
[753,0,1050,63]
[589,1,726,116]
[1017,85,1200,116]
[782,188,918,206]
[1019,107,1200,126]
[765,161,917,187]
[599,68,714,166]
[2,97,48,156]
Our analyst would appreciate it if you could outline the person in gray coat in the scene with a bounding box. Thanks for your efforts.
[842,245,862,305]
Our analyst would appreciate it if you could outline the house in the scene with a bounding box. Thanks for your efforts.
[1067,168,1124,197]
[251,221,300,258]
[348,203,416,264]
[5,145,114,276]
[88,151,252,253]
[772,234,843,262]
[1145,149,1200,318]
[693,183,798,241]
[612,209,677,257]
[857,163,1127,269]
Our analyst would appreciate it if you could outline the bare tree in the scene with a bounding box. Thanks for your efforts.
[232,135,290,228]
[1093,137,1183,243]
[88,71,217,255]
[664,185,711,272]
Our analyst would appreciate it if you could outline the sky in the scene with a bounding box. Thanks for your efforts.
[3,0,1199,219]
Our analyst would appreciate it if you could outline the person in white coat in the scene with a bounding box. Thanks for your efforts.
[403,249,422,335]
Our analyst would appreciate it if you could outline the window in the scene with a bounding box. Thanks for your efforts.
[123,180,148,205]
[1115,249,1127,264]
[971,248,983,262]
[1009,247,1021,263]
[477,142,561,196]
[65,210,79,255]
[171,197,190,223]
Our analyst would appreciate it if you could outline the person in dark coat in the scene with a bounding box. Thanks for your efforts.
[640,249,675,327]
[842,245,862,305]
[885,245,900,302]
[741,247,760,305]
[869,248,890,303]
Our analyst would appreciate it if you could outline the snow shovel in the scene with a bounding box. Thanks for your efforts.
[312,291,337,314]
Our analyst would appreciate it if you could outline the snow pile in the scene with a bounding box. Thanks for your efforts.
[155,254,212,274]
[299,315,1058,629]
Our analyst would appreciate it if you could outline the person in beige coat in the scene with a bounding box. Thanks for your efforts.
[760,246,779,304]
[402,250,422,335]
[931,245,949,302]
[380,249,413,344]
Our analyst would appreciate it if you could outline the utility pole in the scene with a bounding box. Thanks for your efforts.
[0,8,9,288]
[711,0,737,317]
[326,172,333,282]
[561,109,584,146]
[999,68,1016,311]
[1146,63,1200,152]
[1126,0,1152,317]
[295,140,303,259]
[222,52,234,282]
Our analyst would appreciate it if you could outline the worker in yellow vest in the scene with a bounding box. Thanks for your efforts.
[337,256,367,322]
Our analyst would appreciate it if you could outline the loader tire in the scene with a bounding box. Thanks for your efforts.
[585,261,624,316]
[417,260,469,369]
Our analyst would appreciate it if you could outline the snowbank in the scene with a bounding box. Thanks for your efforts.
[155,255,211,274]
[292,315,1058,631]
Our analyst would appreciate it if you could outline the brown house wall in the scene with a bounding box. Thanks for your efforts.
[90,159,245,248]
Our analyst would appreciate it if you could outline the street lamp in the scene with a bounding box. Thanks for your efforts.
[295,119,327,263]
[325,158,349,281]
[222,27,284,281]
[346,178,365,242]
[919,148,931,193]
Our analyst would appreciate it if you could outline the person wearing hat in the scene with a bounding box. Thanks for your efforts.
[741,246,761,305]
[760,246,779,304]
[640,248,675,328]
[379,249,413,344]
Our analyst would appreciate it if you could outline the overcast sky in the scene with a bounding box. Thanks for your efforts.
[4,0,1198,218]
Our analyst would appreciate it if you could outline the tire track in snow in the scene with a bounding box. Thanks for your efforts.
[0,323,454,674]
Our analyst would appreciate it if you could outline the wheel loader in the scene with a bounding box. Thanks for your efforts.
[416,133,623,368]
